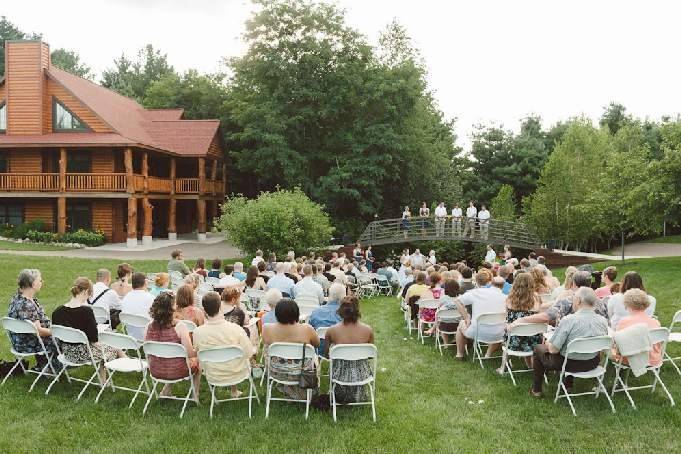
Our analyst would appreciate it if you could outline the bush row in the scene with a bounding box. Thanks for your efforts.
[0,221,105,247]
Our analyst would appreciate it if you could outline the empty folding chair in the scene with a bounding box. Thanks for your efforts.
[376,275,392,296]
[119,312,151,344]
[611,327,675,409]
[435,308,463,355]
[499,323,548,385]
[95,331,149,408]
[401,298,416,335]
[91,305,110,330]
[664,309,681,376]
[265,342,317,419]
[554,335,615,416]
[142,341,198,418]
[198,346,260,418]
[329,344,378,422]
[416,299,441,344]
[1,317,56,392]
[472,312,507,369]
[46,325,105,400]
[357,275,378,299]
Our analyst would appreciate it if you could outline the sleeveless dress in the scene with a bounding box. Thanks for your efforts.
[420,288,442,323]
[145,322,190,380]
[504,309,543,352]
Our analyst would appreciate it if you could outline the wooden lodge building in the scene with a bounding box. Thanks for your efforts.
[0,40,226,246]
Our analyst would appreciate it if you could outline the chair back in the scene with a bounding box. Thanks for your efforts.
[476,312,507,326]
[670,309,681,330]
[168,271,184,281]
[376,275,390,285]
[91,305,110,324]
[418,299,441,310]
[329,343,377,362]
[508,322,547,337]
[119,312,151,329]
[358,275,373,285]
[197,282,213,295]
[539,293,554,304]
[198,345,245,364]
[1,317,38,335]
[206,277,221,286]
[565,335,612,357]
[179,319,197,332]
[649,327,669,345]
[98,331,141,352]
[296,294,320,307]
[436,308,462,322]
[317,326,329,339]
[267,342,316,361]
[51,325,89,345]
[142,340,188,359]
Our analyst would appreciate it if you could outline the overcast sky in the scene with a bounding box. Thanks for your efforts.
[4,0,681,148]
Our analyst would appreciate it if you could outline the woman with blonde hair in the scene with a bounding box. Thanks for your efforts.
[552,266,578,301]
[530,267,549,295]
[175,285,205,327]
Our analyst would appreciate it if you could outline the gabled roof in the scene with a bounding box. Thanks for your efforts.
[146,109,184,120]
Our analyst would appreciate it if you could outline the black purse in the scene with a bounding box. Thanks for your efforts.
[298,343,318,389]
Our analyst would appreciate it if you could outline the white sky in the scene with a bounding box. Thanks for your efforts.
[4,0,681,148]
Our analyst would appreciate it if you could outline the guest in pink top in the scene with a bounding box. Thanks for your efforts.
[595,266,617,299]
[615,288,662,366]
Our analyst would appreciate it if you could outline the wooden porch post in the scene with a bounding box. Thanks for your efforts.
[142,151,149,194]
[197,199,206,242]
[142,197,153,245]
[127,197,137,248]
[222,162,227,195]
[210,160,217,196]
[168,197,177,241]
[124,148,134,194]
[198,158,206,195]
[170,157,176,195]
[59,148,67,192]
[57,197,66,234]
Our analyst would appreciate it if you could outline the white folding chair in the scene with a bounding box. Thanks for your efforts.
[198,346,260,418]
[46,325,104,400]
[435,308,462,355]
[95,332,149,408]
[119,312,151,344]
[142,341,197,418]
[169,271,184,289]
[178,319,198,333]
[472,312,506,368]
[539,293,555,305]
[329,344,378,422]
[206,276,221,286]
[265,342,317,419]
[611,327,675,409]
[554,335,615,416]
[357,274,377,298]
[416,299,441,344]
[376,275,392,296]
[400,298,416,335]
[296,294,320,321]
[91,305,110,330]
[317,326,331,377]
[500,323,548,385]
[244,289,266,312]
[664,309,681,376]
[197,282,214,296]
[1,317,56,391]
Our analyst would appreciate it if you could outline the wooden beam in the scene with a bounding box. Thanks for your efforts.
[57,197,66,234]
[197,199,206,234]
[170,157,176,195]
[198,158,206,195]
[59,148,67,192]
[222,162,227,195]
[168,197,177,234]
[124,148,134,194]
[142,198,153,237]
[210,159,217,196]
[142,151,149,194]
[127,197,137,239]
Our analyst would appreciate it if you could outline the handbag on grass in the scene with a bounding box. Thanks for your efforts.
[298,343,318,389]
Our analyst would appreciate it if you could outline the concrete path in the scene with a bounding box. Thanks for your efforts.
[608,242,681,258]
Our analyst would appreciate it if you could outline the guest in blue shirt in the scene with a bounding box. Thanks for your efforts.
[308,283,346,354]
[261,288,283,325]
[233,262,247,281]
[207,258,222,279]
[267,263,296,298]
[498,265,513,295]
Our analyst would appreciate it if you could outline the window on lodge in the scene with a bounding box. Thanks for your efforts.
[67,153,91,173]
[66,203,91,232]
[0,103,6,133]
[53,98,89,132]
[0,203,23,226]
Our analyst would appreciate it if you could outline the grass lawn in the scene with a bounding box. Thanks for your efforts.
[0,256,681,452]
[0,240,75,252]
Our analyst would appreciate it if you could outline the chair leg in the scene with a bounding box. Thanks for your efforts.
[599,377,616,413]
[95,370,114,403]
[369,381,376,422]
[331,382,337,422]
[77,368,101,401]
[45,365,67,396]
[562,382,577,416]
[250,376,260,404]
[180,382,193,418]
[209,384,216,419]
[665,353,681,376]
[305,388,311,420]
[143,380,158,416]
[248,381,253,419]
[265,378,273,418]
[1,358,24,386]
[29,361,51,392]
[652,370,675,406]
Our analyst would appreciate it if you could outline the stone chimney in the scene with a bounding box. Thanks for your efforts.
[4,40,50,135]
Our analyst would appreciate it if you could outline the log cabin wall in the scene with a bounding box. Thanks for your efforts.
[5,41,46,135]
[92,199,113,241]
[44,78,112,133]
[9,149,42,172]
[24,199,55,230]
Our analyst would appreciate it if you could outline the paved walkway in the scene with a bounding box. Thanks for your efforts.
[607,242,681,258]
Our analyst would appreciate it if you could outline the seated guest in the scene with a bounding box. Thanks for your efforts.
[257,261,271,283]
[324,296,375,403]
[309,283,345,354]
[222,286,260,348]
[52,277,124,381]
[385,261,399,284]
[91,269,122,328]
[551,266,578,301]
[419,271,443,324]
[184,273,202,306]
[613,288,662,367]
[245,265,267,291]
[144,292,200,400]
[120,272,155,341]
[295,265,324,305]
[262,299,320,399]
[167,249,190,276]
[175,285,205,327]
[149,273,170,297]
[110,263,133,298]
[266,253,277,272]
[311,264,330,294]
[261,289,283,325]
[529,287,608,397]
[233,262,247,281]
[595,266,617,298]
[400,268,415,299]
[207,258,222,279]
[497,266,513,295]
[329,261,348,286]
[193,258,208,278]
[287,262,302,282]
[497,273,541,374]
[454,269,506,359]
[608,271,656,329]
[405,272,430,320]
[251,250,265,267]
[377,262,392,281]
[193,292,255,398]
[218,265,241,288]
[429,279,463,342]
[267,263,296,298]
[8,269,59,371]
[531,267,550,295]
[459,267,475,293]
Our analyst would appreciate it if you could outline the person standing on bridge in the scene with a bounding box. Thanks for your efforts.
[401,206,411,238]
[478,205,491,240]
[419,202,430,235]
[463,201,477,238]
[434,202,447,237]
[451,203,463,237]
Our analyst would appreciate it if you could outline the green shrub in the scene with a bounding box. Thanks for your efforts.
[4,220,48,239]
[217,188,334,257]
[61,229,106,247]
[26,230,59,243]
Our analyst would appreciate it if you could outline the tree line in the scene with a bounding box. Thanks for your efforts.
[2,0,681,249]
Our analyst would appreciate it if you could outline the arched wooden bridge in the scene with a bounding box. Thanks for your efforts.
[357,217,542,249]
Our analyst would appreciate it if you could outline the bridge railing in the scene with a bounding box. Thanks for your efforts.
[357,216,541,249]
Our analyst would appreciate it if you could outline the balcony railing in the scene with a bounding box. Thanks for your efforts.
[148,176,173,193]
[66,173,127,191]
[0,173,59,191]
[176,178,199,193]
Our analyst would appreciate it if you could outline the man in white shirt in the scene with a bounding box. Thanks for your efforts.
[218,264,242,288]
[463,201,477,238]
[251,250,265,267]
[434,202,447,237]
[484,245,496,264]
[329,261,348,285]
[120,272,155,341]
[91,269,121,313]
[294,264,324,305]
[385,261,399,284]
[451,203,463,237]
[267,262,296,297]
[478,205,491,239]
[410,249,425,268]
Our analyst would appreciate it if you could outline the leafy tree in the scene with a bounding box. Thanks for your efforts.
[51,48,93,79]
[217,188,334,256]
[101,44,175,102]
[0,16,40,76]
[600,102,631,135]
[490,184,516,220]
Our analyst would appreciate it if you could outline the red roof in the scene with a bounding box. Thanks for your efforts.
[0,65,220,157]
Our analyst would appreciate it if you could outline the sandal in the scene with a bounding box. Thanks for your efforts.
[528,388,544,398]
